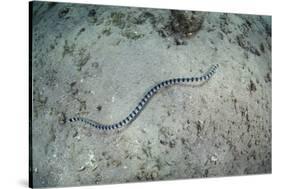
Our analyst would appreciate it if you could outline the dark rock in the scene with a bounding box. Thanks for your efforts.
[88,9,98,23]
[260,43,265,53]
[58,7,70,18]
[248,80,257,94]
[88,9,96,17]
[96,105,102,111]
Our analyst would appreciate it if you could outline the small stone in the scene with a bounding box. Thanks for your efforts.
[72,130,78,138]
[38,95,47,104]
[248,80,257,94]
[141,128,147,134]
[112,160,121,167]
[92,62,99,69]
[136,171,145,180]
[92,164,98,172]
[76,135,81,141]
[88,9,96,17]
[102,151,107,156]
[96,105,102,111]
[151,171,158,180]
[146,172,152,180]
[175,37,184,45]
[69,81,78,95]
[95,174,102,184]
[260,43,265,53]
[70,81,76,88]
[169,140,176,148]
[210,155,218,162]
[78,166,86,172]
[58,7,70,18]
[58,112,66,125]
[71,89,78,95]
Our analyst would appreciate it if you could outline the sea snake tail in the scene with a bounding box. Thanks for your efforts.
[68,64,219,130]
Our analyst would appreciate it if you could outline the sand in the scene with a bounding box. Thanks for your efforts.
[30,1,271,187]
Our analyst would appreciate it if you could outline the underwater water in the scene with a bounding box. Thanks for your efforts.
[30,1,271,188]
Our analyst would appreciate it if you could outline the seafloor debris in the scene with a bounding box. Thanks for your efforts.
[170,10,205,38]
[38,93,48,104]
[75,27,86,39]
[260,43,265,53]
[87,9,97,23]
[96,105,102,111]
[219,13,232,35]
[248,79,257,94]
[44,69,57,88]
[76,48,91,71]
[58,112,66,125]
[68,81,78,95]
[58,7,70,19]
[121,29,145,40]
[195,120,204,136]
[110,159,122,168]
[264,72,271,83]
[62,40,75,58]
[156,10,206,45]
[236,34,261,56]
[33,89,48,118]
[102,27,112,36]
[110,12,126,29]
[159,127,177,148]
[136,169,159,181]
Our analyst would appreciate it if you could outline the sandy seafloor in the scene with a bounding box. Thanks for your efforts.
[30,1,272,188]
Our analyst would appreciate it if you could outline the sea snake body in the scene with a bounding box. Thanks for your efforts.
[68,64,219,130]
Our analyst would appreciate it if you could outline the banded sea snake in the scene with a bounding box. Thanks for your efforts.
[68,64,219,130]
